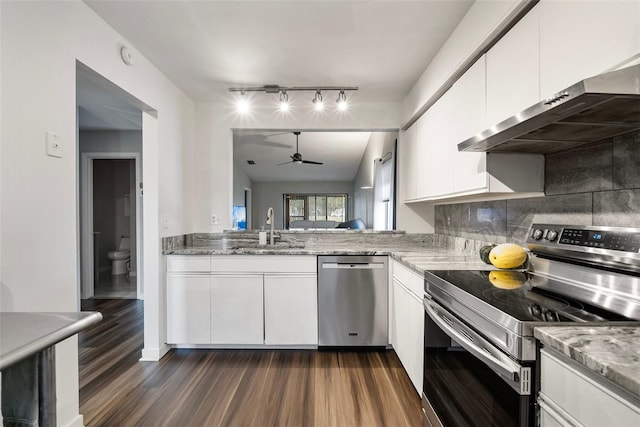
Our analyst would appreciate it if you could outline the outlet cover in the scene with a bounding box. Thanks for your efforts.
[210,214,219,225]
[46,132,63,158]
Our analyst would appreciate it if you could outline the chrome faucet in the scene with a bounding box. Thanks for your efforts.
[266,207,275,245]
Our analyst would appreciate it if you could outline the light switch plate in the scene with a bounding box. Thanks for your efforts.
[46,132,63,158]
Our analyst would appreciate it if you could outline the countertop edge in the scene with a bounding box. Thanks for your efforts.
[535,326,640,401]
[0,312,103,370]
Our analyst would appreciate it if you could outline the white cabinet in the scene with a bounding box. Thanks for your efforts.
[264,274,317,345]
[210,274,263,344]
[486,5,540,126]
[410,55,544,203]
[418,95,454,199]
[391,260,424,395]
[539,348,640,426]
[540,0,640,98]
[449,57,488,195]
[166,255,317,347]
[166,274,211,344]
[399,124,418,201]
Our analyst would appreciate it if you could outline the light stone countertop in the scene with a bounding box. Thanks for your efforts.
[164,242,494,274]
[535,326,640,400]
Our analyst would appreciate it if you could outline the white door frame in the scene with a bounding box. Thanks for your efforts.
[81,152,143,299]
[244,187,252,230]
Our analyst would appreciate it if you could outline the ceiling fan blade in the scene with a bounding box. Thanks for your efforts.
[248,141,292,148]
[301,160,323,165]
[276,160,293,166]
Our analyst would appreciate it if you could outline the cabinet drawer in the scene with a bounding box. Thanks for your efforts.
[166,255,210,272]
[211,255,316,273]
[392,260,423,297]
[540,349,640,426]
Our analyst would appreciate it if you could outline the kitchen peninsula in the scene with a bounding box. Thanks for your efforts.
[163,229,640,420]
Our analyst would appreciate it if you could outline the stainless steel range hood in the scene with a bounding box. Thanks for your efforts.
[458,63,640,154]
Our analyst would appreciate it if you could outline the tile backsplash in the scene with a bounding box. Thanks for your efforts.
[435,131,640,244]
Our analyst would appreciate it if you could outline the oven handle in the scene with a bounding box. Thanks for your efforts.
[424,298,524,385]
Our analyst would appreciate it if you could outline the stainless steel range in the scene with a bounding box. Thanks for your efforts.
[422,224,640,427]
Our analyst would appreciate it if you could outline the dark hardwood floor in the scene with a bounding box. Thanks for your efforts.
[79,299,422,427]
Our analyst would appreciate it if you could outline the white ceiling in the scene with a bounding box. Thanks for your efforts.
[80,1,473,181]
[84,0,474,103]
[234,130,375,182]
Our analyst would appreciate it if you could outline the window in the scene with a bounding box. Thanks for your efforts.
[284,193,348,228]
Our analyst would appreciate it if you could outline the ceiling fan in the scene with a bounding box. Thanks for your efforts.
[277,132,323,165]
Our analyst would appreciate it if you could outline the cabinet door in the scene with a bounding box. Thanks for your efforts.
[540,1,640,97]
[450,56,488,194]
[166,275,210,344]
[211,274,264,344]
[418,99,455,199]
[407,292,424,395]
[487,6,540,126]
[399,124,418,201]
[264,274,318,345]
[392,278,409,368]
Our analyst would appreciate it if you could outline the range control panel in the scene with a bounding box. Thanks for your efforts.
[528,224,640,253]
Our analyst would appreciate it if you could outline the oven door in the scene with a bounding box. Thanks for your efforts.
[422,297,535,427]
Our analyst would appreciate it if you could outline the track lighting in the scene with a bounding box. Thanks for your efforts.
[312,90,324,111]
[278,90,289,112]
[229,85,357,113]
[336,90,348,111]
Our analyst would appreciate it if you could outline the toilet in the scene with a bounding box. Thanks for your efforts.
[107,236,130,276]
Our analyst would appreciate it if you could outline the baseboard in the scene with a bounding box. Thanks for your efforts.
[139,344,171,361]
[64,414,85,427]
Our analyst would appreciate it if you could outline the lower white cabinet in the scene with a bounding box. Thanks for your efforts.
[264,274,318,345]
[211,274,263,344]
[391,260,424,395]
[166,255,317,347]
[166,274,211,344]
[539,348,640,426]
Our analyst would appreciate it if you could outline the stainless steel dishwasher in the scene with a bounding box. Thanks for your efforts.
[317,255,388,348]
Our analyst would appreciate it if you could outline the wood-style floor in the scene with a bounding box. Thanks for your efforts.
[79,299,422,427]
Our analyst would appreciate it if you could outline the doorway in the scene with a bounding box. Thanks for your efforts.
[81,154,142,299]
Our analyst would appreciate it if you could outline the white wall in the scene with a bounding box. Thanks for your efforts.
[233,159,253,206]
[251,181,353,230]
[79,129,142,154]
[0,2,195,425]
[193,97,402,233]
[352,132,397,228]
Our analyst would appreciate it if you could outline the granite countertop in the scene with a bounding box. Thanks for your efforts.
[535,326,640,400]
[164,242,493,273]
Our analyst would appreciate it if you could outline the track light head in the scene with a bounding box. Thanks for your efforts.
[278,90,289,112]
[236,91,250,113]
[312,90,324,111]
[336,90,348,111]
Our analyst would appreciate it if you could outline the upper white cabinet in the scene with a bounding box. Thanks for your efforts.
[417,103,455,199]
[486,6,540,126]
[449,57,488,194]
[399,124,418,201]
[540,0,640,97]
[407,55,544,203]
